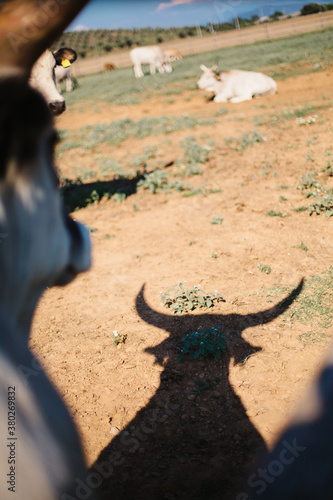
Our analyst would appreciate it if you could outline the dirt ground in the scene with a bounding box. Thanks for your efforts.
[31,68,333,499]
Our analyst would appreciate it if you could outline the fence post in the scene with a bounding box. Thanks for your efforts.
[263,22,270,41]
[234,15,243,45]
[319,11,324,30]
[291,17,297,35]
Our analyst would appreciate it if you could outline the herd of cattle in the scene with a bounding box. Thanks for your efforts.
[0,0,333,499]
[30,43,277,115]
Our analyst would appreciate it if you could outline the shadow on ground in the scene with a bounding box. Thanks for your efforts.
[92,280,303,500]
[60,172,145,212]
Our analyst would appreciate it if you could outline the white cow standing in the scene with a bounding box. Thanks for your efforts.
[30,47,77,115]
[198,64,277,103]
[130,46,172,78]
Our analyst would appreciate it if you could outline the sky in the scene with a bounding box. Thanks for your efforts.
[69,0,326,30]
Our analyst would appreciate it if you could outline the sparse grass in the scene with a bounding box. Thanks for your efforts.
[322,148,333,176]
[58,115,216,152]
[214,106,228,117]
[306,152,315,163]
[297,172,333,216]
[292,241,308,251]
[137,170,189,194]
[175,136,214,177]
[264,267,333,335]
[261,153,278,176]
[210,214,223,225]
[293,205,308,212]
[225,130,266,152]
[257,263,271,274]
[299,331,326,344]
[266,210,290,217]
[305,136,318,146]
[253,105,317,127]
[182,186,222,197]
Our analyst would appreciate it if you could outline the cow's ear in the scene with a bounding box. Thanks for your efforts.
[0,0,87,76]
[200,64,208,72]
[53,48,77,66]
[211,64,218,72]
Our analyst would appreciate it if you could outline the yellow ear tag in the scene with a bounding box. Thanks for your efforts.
[214,74,220,80]
[61,59,71,68]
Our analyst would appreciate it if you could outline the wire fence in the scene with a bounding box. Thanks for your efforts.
[72,10,333,77]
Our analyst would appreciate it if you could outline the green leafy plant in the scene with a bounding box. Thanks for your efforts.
[305,136,318,146]
[175,136,214,177]
[297,172,321,196]
[210,214,223,225]
[161,282,224,315]
[110,330,127,345]
[308,192,333,217]
[257,263,271,274]
[292,241,308,251]
[261,153,278,176]
[177,326,227,361]
[322,148,333,176]
[266,210,290,217]
[297,172,333,216]
[225,130,266,152]
[293,205,308,212]
[137,170,188,194]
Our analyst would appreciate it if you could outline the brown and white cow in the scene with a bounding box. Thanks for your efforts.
[0,1,92,498]
[30,47,77,115]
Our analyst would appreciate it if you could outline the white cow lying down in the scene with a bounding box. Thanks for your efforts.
[198,64,277,103]
[130,46,172,78]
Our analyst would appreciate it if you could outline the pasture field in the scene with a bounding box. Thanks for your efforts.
[33,31,333,499]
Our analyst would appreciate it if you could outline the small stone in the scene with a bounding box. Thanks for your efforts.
[110,426,120,436]
[187,394,196,401]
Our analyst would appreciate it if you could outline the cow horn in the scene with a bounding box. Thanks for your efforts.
[0,0,90,76]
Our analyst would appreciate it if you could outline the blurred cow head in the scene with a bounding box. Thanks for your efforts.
[30,47,77,115]
[0,1,92,498]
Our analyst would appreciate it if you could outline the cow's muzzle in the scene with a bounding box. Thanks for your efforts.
[49,100,66,115]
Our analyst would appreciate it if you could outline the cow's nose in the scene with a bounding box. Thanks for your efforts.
[49,100,66,115]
